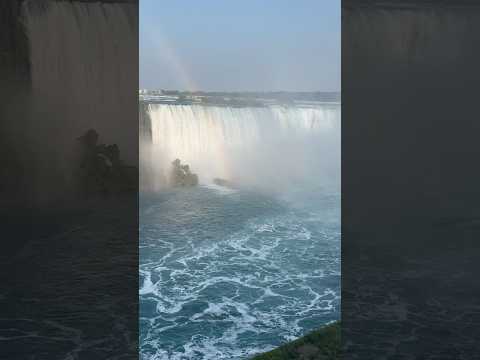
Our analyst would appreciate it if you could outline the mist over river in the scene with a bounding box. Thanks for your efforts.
[139,102,340,359]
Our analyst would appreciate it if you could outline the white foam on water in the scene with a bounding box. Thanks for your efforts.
[201,183,238,195]
[140,197,340,359]
[139,98,340,360]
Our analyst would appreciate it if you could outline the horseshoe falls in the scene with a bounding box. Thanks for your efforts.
[140,103,340,192]
[140,102,341,359]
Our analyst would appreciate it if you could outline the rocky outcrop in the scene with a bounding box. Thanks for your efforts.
[213,178,235,188]
[76,129,137,197]
[170,159,198,187]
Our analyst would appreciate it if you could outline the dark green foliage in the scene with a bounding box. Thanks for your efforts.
[251,322,340,360]
[77,129,138,197]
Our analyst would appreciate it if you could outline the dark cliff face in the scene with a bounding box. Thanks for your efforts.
[139,102,152,142]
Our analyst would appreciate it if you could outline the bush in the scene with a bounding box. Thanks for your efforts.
[251,322,340,360]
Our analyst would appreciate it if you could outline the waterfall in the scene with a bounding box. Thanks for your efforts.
[140,103,340,192]
[343,3,480,71]
[19,0,138,202]
[343,2,480,223]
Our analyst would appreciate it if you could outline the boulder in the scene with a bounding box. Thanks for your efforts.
[170,158,198,187]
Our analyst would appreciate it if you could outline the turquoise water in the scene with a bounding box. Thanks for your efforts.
[140,184,340,359]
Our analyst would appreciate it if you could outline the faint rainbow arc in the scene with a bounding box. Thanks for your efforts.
[146,24,198,92]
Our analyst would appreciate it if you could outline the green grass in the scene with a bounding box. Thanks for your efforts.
[251,322,340,360]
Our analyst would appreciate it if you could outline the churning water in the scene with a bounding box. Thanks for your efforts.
[140,102,340,359]
[140,184,340,359]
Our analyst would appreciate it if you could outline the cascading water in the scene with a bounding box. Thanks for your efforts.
[140,101,341,359]
[1,2,138,358]
[21,0,138,202]
[342,3,480,359]
[140,103,340,192]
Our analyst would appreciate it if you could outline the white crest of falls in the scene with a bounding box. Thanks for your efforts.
[141,104,341,191]
[148,104,338,145]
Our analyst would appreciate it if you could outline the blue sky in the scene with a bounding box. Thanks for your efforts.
[140,0,340,92]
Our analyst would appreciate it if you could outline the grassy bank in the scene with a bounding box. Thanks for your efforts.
[251,322,340,360]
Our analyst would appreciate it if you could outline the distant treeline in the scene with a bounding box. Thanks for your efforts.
[143,90,340,103]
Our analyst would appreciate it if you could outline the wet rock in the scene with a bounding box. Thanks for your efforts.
[171,158,198,187]
[213,178,234,188]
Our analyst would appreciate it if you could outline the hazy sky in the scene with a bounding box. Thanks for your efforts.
[140,0,340,92]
